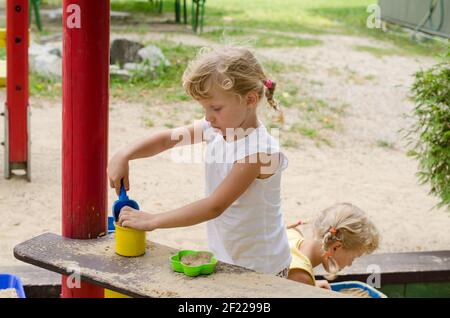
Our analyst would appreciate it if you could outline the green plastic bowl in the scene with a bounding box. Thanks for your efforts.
[171,250,217,277]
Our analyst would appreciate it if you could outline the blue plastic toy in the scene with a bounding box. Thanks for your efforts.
[108,216,116,234]
[330,281,387,298]
[0,274,26,298]
[112,180,140,222]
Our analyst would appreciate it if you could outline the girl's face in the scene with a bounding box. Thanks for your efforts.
[333,247,362,270]
[323,242,363,272]
[198,85,257,135]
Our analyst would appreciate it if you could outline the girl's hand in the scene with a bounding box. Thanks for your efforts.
[315,280,331,290]
[117,206,158,231]
[108,150,130,195]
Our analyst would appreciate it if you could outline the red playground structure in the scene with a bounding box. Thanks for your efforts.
[61,0,110,298]
[2,0,30,181]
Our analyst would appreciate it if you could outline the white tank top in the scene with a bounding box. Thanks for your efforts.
[202,118,291,274]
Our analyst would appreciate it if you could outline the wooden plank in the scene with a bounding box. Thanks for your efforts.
[315,251,450,284]
[13,233,344,298]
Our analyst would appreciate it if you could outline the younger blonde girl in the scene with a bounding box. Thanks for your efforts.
[287,202,380,289]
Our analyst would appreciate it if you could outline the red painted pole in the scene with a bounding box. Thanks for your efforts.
[61,0,110,298]
[5,0,29,179]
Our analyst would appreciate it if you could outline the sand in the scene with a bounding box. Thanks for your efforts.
[0,288,19,298]
[181,252,212,266]
[1,29,449,268]
[339,288,372,298]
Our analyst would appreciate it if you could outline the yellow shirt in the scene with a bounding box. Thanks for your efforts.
[287,228,316,285]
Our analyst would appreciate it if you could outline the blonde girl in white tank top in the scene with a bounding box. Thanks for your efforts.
[108,46,291,276]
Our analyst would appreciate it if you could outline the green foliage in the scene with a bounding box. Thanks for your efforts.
[407,48,450,209]
[29,72,61,98]
[376,140,395,149]
[110,42,198,101]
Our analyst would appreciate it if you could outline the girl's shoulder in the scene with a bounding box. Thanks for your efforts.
[248,123,287,168]
[201,118,288,171]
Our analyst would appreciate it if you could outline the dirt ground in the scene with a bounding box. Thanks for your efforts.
[1,28,449,267]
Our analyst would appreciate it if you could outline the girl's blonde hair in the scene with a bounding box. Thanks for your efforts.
[182,46,282,120]
[313,202,380,278]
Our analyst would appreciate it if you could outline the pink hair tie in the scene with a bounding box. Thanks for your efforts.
[264,79,274,89]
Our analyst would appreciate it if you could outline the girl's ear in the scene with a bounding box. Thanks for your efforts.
[246,91,259,107]
[330,241,342,252]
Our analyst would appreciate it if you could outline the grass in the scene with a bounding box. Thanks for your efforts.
[41,0,162,13]
[326,65,377,85]
[203,0,446,57]
[376,140,395,149]
[305,2,447,57]
[201,0,354,35]
[353,45,402,57]
[260,79,348,147]
[110,40,199,102]
[202,28,322,48]
[290,124,318,138]
[0,48,62,99]
[21,39,198,102]
[40,0,446,57]
[364,74,376,81]
[282,138,299,149]
[263,60,307,75]
[111,0,163,14]
[144,118,155,128]
[29,73,62,98]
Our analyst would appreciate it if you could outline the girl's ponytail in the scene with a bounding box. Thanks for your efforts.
[263,79,284,123]
[321,226,341,280]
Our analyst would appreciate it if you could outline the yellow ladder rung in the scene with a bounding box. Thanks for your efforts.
[0,28,30,88]
[0,28,6,48]
[0,28,31,48]
[0,59,6,87]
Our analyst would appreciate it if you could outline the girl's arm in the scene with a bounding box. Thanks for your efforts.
[108,121,204,195]
[287,269,315,286]
[118,154,270,230]
[119,122,204,161]
[288,270,331,289]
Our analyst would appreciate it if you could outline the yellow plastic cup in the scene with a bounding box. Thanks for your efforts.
[104,289,131,298]
[115,223,146,257]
